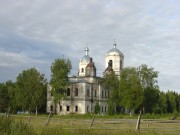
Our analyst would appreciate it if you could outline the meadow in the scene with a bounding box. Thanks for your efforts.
[0,114,180,135]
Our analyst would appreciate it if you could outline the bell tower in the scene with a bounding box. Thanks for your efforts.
[104,43,124,76]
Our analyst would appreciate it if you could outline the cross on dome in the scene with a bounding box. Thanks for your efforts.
[113,39,117,48]
[113,43,117,48]
[85,47,89,56]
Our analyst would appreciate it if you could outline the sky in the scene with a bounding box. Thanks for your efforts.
[0,0,180,93]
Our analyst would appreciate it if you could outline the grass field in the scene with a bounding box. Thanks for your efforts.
[1,114,180,135]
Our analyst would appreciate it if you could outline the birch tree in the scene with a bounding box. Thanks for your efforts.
[50,58,71,114]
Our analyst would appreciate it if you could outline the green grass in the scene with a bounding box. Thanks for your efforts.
[1,114,180,135]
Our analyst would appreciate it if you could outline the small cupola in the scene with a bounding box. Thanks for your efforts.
[86,57,96,77]
[79,47,91,77]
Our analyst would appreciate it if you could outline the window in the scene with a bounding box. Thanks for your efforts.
[109,60,113,68]
[67,88,70,96]
[105,107,106,113]
[87,89,90,97]
[50,105,53,112]
[105,90,107,98]
[87,106,89,112]
[102,106,103,113]
[102,90,104,98]
[108,91,110,98]
[60,106,62,111]
[75,88,78,96]
[66,106,70,111]
[94,89,97,97]
[81,68,84,73]
[75,106,78,112]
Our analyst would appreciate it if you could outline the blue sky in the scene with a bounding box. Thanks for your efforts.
[0,0,180,93]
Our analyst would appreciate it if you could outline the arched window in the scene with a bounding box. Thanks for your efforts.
[87,89,90,97]
[81,68,84,73]
[109,60,113,68]
[75,88,78,96]
[94,89,97,97]
[60,106,62,111]
[87,106,89,112]
[50,105,53,112]
[102,90,104,98]
[75,106,78,112]
[67,88,70,96]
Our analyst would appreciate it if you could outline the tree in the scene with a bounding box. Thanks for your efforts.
[157,91,167,114]
[119,67,143,116]
[6,80,18,113]
[16,67,47,115]
[101,72,119,115]
[50,58,71,114]
[0,83,9,113]
[166,91,177,113]
[143,87,160,113]
[138,64,158,89]
[137,64,159,113]
[94,102,100,114]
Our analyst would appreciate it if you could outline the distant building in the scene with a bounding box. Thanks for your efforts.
[47,43,124,114]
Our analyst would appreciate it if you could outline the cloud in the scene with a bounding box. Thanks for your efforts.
[0,0,180,92]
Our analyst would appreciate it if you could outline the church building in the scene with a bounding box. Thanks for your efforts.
[47,43,124,114]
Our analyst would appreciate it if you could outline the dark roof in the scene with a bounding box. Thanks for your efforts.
[104,66,113,72]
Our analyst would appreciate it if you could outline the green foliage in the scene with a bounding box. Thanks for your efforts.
[16,67,47,114]
[138,64,159,89]
[50,58,71,113]
[6,80,19,113]
[94,102,100,114]
[101,72,119,114]
[158,92,167,113]
[166,91,177,113]
[137,64,159,113]
[119,67,143,115]
[143,87,160,113]
[0,116,35,135]
[0,83,9,112]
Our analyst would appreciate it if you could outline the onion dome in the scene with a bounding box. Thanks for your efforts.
[107,43,124,57]
[81,47,90,63]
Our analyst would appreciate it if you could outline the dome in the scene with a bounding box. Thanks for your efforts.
[82,55,90,63]
[107,43,124,56]
[81,47,90,63]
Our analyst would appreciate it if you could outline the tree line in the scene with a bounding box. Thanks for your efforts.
[0,58,180,115]
[102,64,180,115]
[0,58,71,115]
